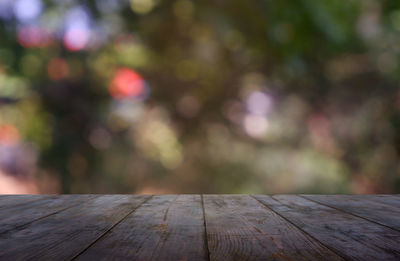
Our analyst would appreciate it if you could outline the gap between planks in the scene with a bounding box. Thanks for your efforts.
[0,204,77,235]
[0,195,96,236]
[69,195,153,261]
[249,195,351,261]
[298,195,400,233]
[200,195,211,261]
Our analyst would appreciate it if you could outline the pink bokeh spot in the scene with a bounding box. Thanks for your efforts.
[17,26,52,48]
[109,68,145,99]
[63,29,89,51]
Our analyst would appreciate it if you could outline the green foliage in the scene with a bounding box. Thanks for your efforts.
[0,0,399,193]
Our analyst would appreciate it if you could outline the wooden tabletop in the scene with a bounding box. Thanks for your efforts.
[0,195,399,260]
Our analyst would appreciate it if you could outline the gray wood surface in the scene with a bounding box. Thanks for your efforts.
[203,195,343,261]
[0,195,49,210]
[75,195,208,261]
[0,194,399,261]
[0,195,95,234]
[0,195,150,260]
[302,194,400,231]
[253,195,400,261]
[345,194,400,209]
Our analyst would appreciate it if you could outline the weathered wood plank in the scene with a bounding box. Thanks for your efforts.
[74,195,208,261]
[302,194,400,231]
[0,195,96,234]
[350,195,400,209]
[0,195,49,209]
[0,195,150,260]
[253,195,400,261]
[203,195,344,261]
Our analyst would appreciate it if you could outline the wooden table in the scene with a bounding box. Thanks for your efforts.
[0,195,399,260]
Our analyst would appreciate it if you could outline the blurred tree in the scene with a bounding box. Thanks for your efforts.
[0,0,399,193]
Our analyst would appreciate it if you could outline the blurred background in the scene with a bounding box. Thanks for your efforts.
[0,0,399,194]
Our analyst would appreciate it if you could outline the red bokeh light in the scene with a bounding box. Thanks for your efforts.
[0,124,20,146]
[109,68,144,99]
[17,26,52,48]
[47,58,69,80]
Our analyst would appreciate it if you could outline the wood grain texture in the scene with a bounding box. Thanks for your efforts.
[0,195,150,260]
[349,195,400,209]
[0,195,49,210]
[302,194,400,231]
[203,194,344,261]
[253,195,400,261]
[75,195,208,261]
[0,194,399,261]
[0,194,95,234]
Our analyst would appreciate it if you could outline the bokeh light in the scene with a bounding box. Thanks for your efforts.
[63,29,90,51]
[17,26,52,48]
[63,6,91,51]
[246,91,273,116]
[47,58,69,80]
[130,0,157,14]
[13,0,43,23]
[109,67,146,100]
[244,115,268,138]
[0,0,399,194]
[0,124,20,146]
